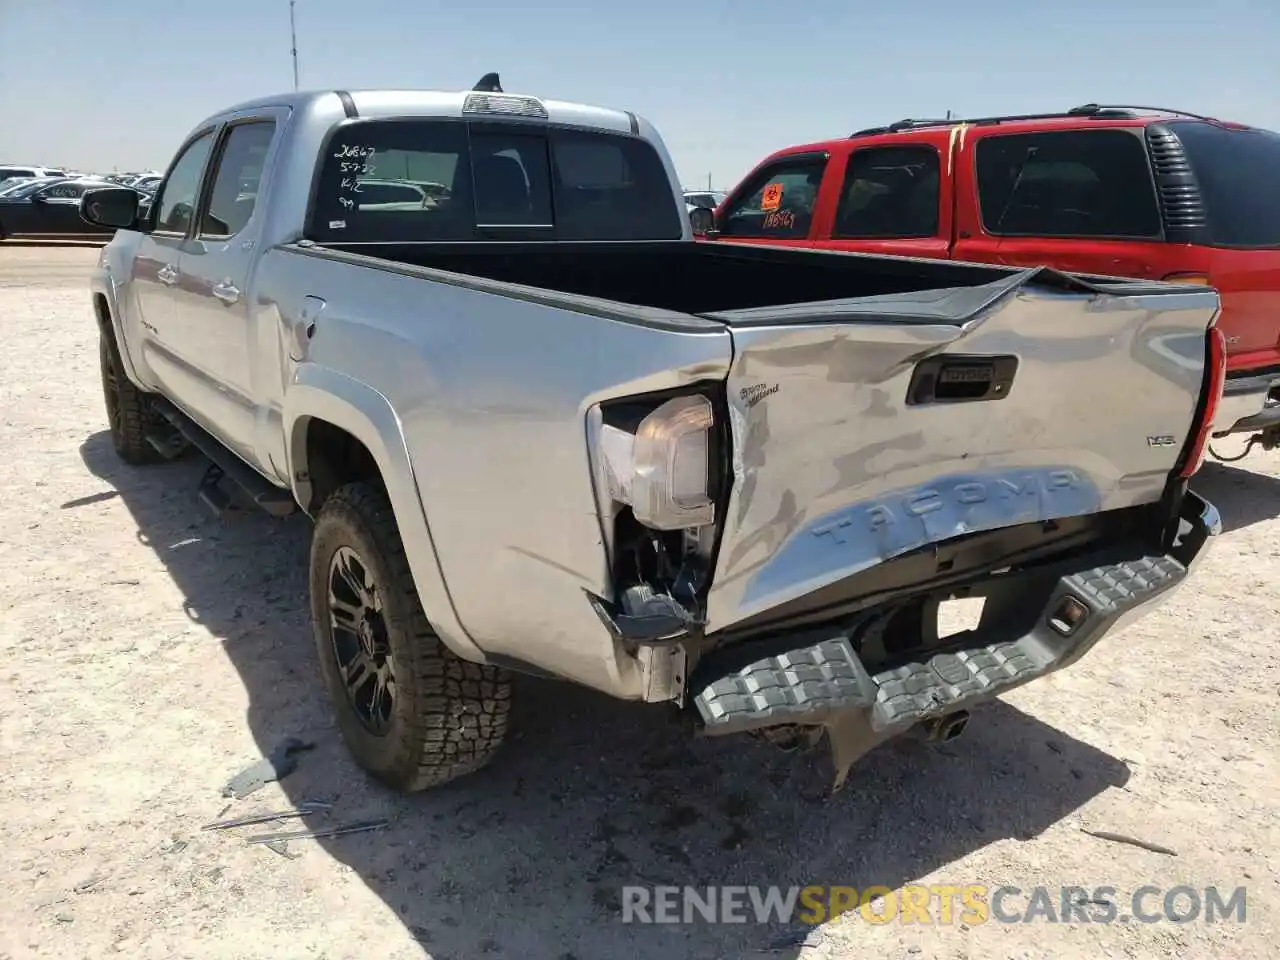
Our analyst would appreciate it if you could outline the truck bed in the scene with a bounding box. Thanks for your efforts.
[281,239,1218,638]
[309,238,1148,318]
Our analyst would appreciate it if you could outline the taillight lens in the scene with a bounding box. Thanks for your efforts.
[1162,272,1212,286]
[595,395,716,530]
[1179,325,1226,478]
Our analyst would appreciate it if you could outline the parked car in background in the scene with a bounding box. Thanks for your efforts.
[0,176,57,197]
[683,189,725,212]
[0,177,118,240]
[693,105,1280,453]
[0,164,66,183]
[342,178,447,210]
[82,81,1222,796]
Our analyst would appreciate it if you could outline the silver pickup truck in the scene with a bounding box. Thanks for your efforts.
[82,78,1226,793]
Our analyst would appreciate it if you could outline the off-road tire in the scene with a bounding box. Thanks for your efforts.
[309,482,512,791]
[99,330,163,465]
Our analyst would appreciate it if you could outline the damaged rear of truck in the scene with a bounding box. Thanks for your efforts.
[85,87,1225,792]
[277,236,1224,791]
[574,252,1225,788]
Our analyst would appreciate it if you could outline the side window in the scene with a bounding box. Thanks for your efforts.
[833,146,940,239]
[975,130,1161,239]
[153,131,215,235]
[717,158,827,239]
[199,121,276,237]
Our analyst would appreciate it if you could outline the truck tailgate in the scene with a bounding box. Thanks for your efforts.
[700,267,1218,632]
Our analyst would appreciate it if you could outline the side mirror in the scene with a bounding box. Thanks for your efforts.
[30,193,48,204]
[689,205,716,237]
[80,187,140,230]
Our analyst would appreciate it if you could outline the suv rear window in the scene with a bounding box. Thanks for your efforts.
[1169,121,1280,249]
[975,129,1162,239]
[308,119,682,242]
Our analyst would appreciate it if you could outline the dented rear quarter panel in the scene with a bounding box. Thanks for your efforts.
[269,247,733,693]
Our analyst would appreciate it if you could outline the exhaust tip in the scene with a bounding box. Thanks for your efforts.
[940,710,970,741]
[920,710,971,743]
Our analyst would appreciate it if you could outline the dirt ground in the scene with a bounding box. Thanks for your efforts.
[0,246,1276,960]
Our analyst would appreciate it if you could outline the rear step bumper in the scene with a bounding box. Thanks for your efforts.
[693,491,1219,772]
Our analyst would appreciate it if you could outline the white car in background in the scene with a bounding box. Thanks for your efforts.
[683,190,726,211]
[683,190,725,230]
[0,165,66,184]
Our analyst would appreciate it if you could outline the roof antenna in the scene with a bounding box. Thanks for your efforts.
[473,73,502,93]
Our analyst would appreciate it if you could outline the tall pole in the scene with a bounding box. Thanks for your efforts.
[289,1,300,91]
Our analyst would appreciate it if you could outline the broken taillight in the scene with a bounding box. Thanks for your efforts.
[1179,325,1226,478]
[594,394,716,530]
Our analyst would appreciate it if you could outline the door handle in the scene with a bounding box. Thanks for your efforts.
[157,264,178,286]
[212,279,241,305]
[907,355,1020,405]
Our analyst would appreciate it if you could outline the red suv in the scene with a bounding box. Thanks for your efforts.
[695,104,1280,452]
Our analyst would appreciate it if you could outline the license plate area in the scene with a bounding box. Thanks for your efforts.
[938,596,986,639]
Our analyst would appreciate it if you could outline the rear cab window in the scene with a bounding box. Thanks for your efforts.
[307,119,682,242]
[1168,121,1280,248]
[974,129,1162,239]
[716,156,827,240]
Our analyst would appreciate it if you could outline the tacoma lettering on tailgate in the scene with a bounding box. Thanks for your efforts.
[733,467,1103,615]
[812,470,1084,545]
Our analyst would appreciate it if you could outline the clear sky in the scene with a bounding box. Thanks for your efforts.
[2,0,1277,189]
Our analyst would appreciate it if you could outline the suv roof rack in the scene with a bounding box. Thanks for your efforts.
[849,103,1216,138]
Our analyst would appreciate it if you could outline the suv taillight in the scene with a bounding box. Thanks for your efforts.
[1162,272,1212,286]
[1179,325,1226,478]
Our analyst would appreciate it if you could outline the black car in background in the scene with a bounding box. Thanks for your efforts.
[0,177,119,240]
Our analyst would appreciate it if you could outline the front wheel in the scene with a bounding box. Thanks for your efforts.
[99,331,162,465]
[308,482,513,791]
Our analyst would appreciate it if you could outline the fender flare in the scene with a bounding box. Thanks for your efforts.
[284,364,486,664]
[90,270,148,388]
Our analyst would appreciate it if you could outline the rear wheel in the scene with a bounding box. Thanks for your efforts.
[309,482,512,791]
[99,331,162,465]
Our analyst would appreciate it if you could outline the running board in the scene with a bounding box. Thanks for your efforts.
[150,399,297,517]
[144,425,189,460]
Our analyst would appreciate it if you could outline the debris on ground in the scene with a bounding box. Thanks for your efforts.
[245,819,389,845]
[766,927,825,952]
[73,872,106,894]
[264,840,301,860]
[221,737,314,799]
[201,800,332,831]
[1080,827,1178,856]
